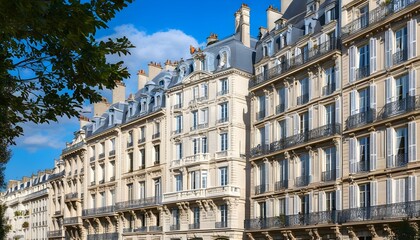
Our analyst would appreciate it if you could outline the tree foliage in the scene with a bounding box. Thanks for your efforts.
[0,0,134,144]
[394,219,419,240]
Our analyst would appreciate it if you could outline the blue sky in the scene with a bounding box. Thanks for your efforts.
[6,0,280,181]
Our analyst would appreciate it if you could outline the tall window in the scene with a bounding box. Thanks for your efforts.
[127,152,133,172]
[201,83,208,97]
[300,112,309,133]
[154,178,161,200]
[394,178,407,203]
[191,111,198,129]
[220,204,228,226]
[359,5,369,28]
[139,181,145,199]
[175,115,183,132]
[395,75,408,100]
[100,192,105,207]
[326,191,336,211]
[172,208,180,226]
[127,184,133,201]
[324,67,336,95]
[358,88,370,113]
[110,189,115,205]
[192,139,199,155]
[220,133,228,151]
[220,102,228,121]
[395,27,408,53]
[325,104,335,125]
[200,108,208,125]
[359,44,370,72]
[219,167,228,186]
[193,86,199,100]
[140,149,145,168]
[358,136,370,171]
[140,126,145,141]
[278,120,286,139]
[300,195,310,214]
[279,198,286,215]
[190,171,199,190]
[175,175,183,192]
[220,78,228,95]
[201,170,208,188]
[193,207,200,225]
[176,143,183,160]
[109,138,115,152]
[396,127,408,157]
[278,87,286,113]
[201,137,208,153]
[154,145,160,164]
[324,147,336,180]
[91,194,96,208]
[359,184,370,208]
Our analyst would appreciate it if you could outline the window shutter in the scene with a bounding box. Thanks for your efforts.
[408,121,417,163]
[293,113,299,135]
[370,131,377,171]
[349,46,356,82]
[385,29,393,68]
[335,145,341,178]
[386,178,393,204]
[308,77,313,100]
[285,87,289,110]
[308,154,312,184]
[349,138,356,173]
[308,192,313,213]
[370,84,377,111]
[409,69,417,96]
[285,116,291,137]
[408,19,417,59]
[350,90,359,115]
[285,194,290,215]
[336,189,342,210]
[335,65,341,90]
[385,77,393,104]
[318,191,325,212]
[386,128,394,167]
[293,195,299,214]
[408,175,416,201]
[370,38,377,73]
[308,106,313,130]
[264,123,270,148]
[335,96,341,124]
[349,185,355,208]
[265,95,270,116]
[370,181,378,206]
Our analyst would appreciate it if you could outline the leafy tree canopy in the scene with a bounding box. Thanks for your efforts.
[0,0,134,144]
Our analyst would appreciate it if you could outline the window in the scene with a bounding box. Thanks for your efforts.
[259,202,267,219]
[325,104,335,125]
[139,149,145,168]
[127,131,133,146]
[200,108,208,125]
[175,93,182,107]
[176,143,183,160]
[154,122,160,135]
[90,146,95,159]
[220,204,228,226]
[201,137,208,153]
[219,167,228,186]
[219,78,228,95]
[191,111,198,129]
[325,6,336,24]
[359,184,370,208]
[193,86,199,100]
[278,198,286,215]
[193,207,200,225]
[127,152,133,172]
[394,178,407,203]
[175,115,183,133]
[219,102,228,122]
[139,126,145,141]
[154,178,161,198]
[201,170,208,188]
[323,67,336,96]
[190,171,199,189]
[172,208,180,226]
[359,5,369,28]
[201,83,208,98]
[192,138,199,155]
[100,192,106,207]
[154,145,160,164]
[278,120,286,139]
[175,175,183,192]
[358,136,370,172]
[109,138,115,152]
[277,87,286,113]
[395,75,409,100]
[326,191,336,211]
[299,112,309,133]
[395,27,408,53]
[91,194,96,208]
[258,95,266,119]
[300,195,310,214]
[396,127,408,159]
[298,78,309,105]
[323,147,336,181]
[127,184,133,201]
[139,181,145,199]
[358,44,370,78]
[220,133,228,151]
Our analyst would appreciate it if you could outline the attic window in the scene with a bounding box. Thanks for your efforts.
[159,80,164,86]
[263,46,268,57]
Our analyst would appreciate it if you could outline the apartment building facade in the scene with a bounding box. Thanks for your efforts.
[3,171,51,240]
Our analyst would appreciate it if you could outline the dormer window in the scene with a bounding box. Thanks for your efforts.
[159,80,164,87]
[263,46,268,57]
[217,47,231,70]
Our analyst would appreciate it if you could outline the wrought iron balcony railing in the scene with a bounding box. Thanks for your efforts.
[90,156,95,162]
[393,49,408,65]
[47,230,63,238]
[152,132,160,139]
[138,138,145,144]
[215,221,228,228]
[255,184,269,195]
[356,65,370,81]
[87,233,118,240]
[173,103,182,109]
[127,142,133,148]
[250,144,270,158]
[295,175,311,187]
[82,205,115,217]
[322,83,336,96]
[297,93,309,105]
[109,150,115,156]
[65,193,78,200]
[62,141,84,154]
[189,223,200,229]
[148,226,162,232]
[342,0,419,37]
[276,104,285,114]
[377,95,420,120]
[251,38,339,88]
[170,224,180,231]
[217,117,229,124]
[172,129,182,135]
[387,153,408,168]
[63,217,81,225]
[350,161,369,174]
[321,169,337,182]
[256,110,266,121]
[346,108,376,130]
[217,89,229,96]
[115,196,161,211]
[274,180,288,191]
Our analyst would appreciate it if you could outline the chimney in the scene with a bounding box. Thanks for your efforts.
[137,69,148,90]
[93,97,109,117]
[281,0,292,14]
[267,5,282,32]
[206,33,219,46]
[164,59,175,71]
[148,62,162,80]
[237,4,250,48]
[79,115,90,129]
[259,26,268,38]
[112,80,126,104]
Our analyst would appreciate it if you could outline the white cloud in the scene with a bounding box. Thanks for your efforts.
[100,24,201,96]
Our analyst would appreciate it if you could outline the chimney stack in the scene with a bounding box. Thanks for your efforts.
[79,115,90,129]
[93,97,109,117]
[281,0,292,14]
[112,80,126,104]
[137,69,148,90]
[148,62,162,80]
[206,33,219,46]
[164,59,176,71]
[235,4,250,48]
[267,5,282,32]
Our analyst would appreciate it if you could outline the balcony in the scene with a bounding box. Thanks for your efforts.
[172,129,182,135]
[321,169,337,182]
[190,95,208,105]
[63,217,81,225]
[387,153,408,168]
[127,142,133,148]
[47,230,63,238]
[393,49,408,65]
[276,104,285,114]
[148,226,162,232]
[90,156,95,162]
[297,93,309,105]
[138,138,145,144]
[262,124,341,158]
[295,175,311,187]
[109,150,115,156]
[170,224,180,231]
[173,103,182,110]
[82,205,115,217]
[322,83,336,96]
[377,95,420,121]
[256,110,266,121]
[255,184,269,195]
[189,223,200,229]
[123,227,146,233]
[342,0,419,38]
[191,123,208,131]
[346,108,376,130]
[98,153,104,159]
[152,132,160,139]
[115,196,161,211]
[215,221,228,228]
[250,144,270,158]
[87,233,118,240]
[65,193,79,200]
[62,141,84,154]
[163,186,240,203]
[250,38,339,88]
[274,180,288,191]
[217,117,229,124]
[170,153,209,168]
[217,89,229,96]
[356,65,370,81]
